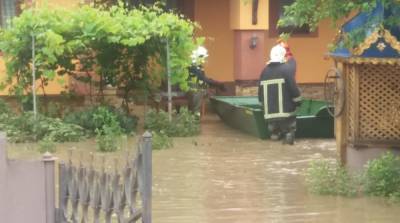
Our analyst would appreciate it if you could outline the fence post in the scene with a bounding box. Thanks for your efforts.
[42,152,57,223]
[142,131,152,223]
[0,132,7,221]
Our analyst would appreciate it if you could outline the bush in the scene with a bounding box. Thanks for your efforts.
[1,112,85,143]
[0,98,11,115]
[144,108,200,137]
[306,160,360,197]
[363,152,400,198]
[64,106,138,135]
[306,153,400,201]
[95,126,121,152]
[95,110,123,152]
[152,131,173,150]
[38,137,56,154]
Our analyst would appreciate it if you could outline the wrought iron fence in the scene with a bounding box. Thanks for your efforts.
[56,132,152,223]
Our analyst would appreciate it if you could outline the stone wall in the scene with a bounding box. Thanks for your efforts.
[235,83,325,100]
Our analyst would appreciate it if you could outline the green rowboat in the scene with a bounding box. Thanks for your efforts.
[210,96,334,139]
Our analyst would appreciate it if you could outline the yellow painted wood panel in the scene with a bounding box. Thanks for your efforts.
[230,0,268,30]
[195,0,234,82]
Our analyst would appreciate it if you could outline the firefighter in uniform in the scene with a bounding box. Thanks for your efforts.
[258,44,302,144]
[188,46,225,117]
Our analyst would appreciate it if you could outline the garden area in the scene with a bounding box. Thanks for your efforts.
[2,1,400,223]
[0,2,203,154]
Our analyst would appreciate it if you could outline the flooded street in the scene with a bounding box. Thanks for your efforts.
[6,114,400,222]
[152,115,400,223]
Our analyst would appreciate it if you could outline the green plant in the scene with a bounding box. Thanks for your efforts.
[94,109,123,152]
[363,152,400,198]
[63,105,137,135]
[306,160,360,197]
[0,4,200,107]
[144,108,172,133]
[38,137,56,154]
[0,112,85,143]
[172,107,200,136]
[144,108,200,137]
[0,98,11,115]
[95,127,122,152]
[152,130,172,150]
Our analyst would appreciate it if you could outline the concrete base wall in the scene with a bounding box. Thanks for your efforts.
[346,146,400,173]
[234,83,325,100]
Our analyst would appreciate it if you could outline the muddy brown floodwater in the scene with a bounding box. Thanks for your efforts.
[6,114,400,223]
[152,115,400,223]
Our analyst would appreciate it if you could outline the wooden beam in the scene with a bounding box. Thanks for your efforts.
[252,0,259,25]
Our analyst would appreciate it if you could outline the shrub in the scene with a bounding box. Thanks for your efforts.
[306,160,360,197]
[95,111,123,152]
[144,108,200,137]
[0,98,11,115]
[363,152,400,198]
[152,131,173,150]
[144,109,171,133]
[95,127,121,152]
[1,112,85,143]
[171,108,200,137]
[38,137,56,154]
[64,106,138,135]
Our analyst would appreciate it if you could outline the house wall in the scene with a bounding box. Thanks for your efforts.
[264,20,337,84]
[230,0,269,30]
[194,0,234,82]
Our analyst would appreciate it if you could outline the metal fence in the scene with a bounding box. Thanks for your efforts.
[57,132,152,223]
[0,132,152,223]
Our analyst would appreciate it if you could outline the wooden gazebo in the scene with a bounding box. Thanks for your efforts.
[328,3,400,170]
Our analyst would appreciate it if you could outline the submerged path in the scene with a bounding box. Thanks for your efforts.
[152,115,400,223]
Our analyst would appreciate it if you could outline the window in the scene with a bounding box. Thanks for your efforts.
[269,0,317,37]
[0,0,17,28]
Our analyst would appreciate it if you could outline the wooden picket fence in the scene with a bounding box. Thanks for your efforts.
[56,132,152,223]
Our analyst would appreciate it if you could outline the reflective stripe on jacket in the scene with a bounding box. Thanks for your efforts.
[258,62,302,120]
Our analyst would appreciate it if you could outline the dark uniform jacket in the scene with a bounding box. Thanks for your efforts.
[258,62,302,120]
[189,65,219,86]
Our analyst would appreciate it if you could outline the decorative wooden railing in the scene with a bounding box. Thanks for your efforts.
[57,132,152,223]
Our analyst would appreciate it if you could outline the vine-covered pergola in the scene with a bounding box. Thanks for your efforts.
[0,3,201,116]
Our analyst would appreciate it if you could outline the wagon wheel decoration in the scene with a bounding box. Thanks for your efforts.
[324,67,345,117]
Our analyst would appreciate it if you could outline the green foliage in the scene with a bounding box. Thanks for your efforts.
[307,153,400,202]
[63,105,137,135]
[93,106,124,152]
[0,98,12,114]
[279,0,392,31]
[306,160,360,197]
[151,130,172,150]
[278,0,400,51]
[144,107,200,137]
[0,4,200,106]
[38,137,56,154]
[363,152,400,198]
[95,125,122,152]
[0,112,85,143]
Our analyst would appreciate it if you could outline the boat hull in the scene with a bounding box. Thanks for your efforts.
[210,96,334,139]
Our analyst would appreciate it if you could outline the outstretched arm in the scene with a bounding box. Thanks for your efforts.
[189,66,225,89]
